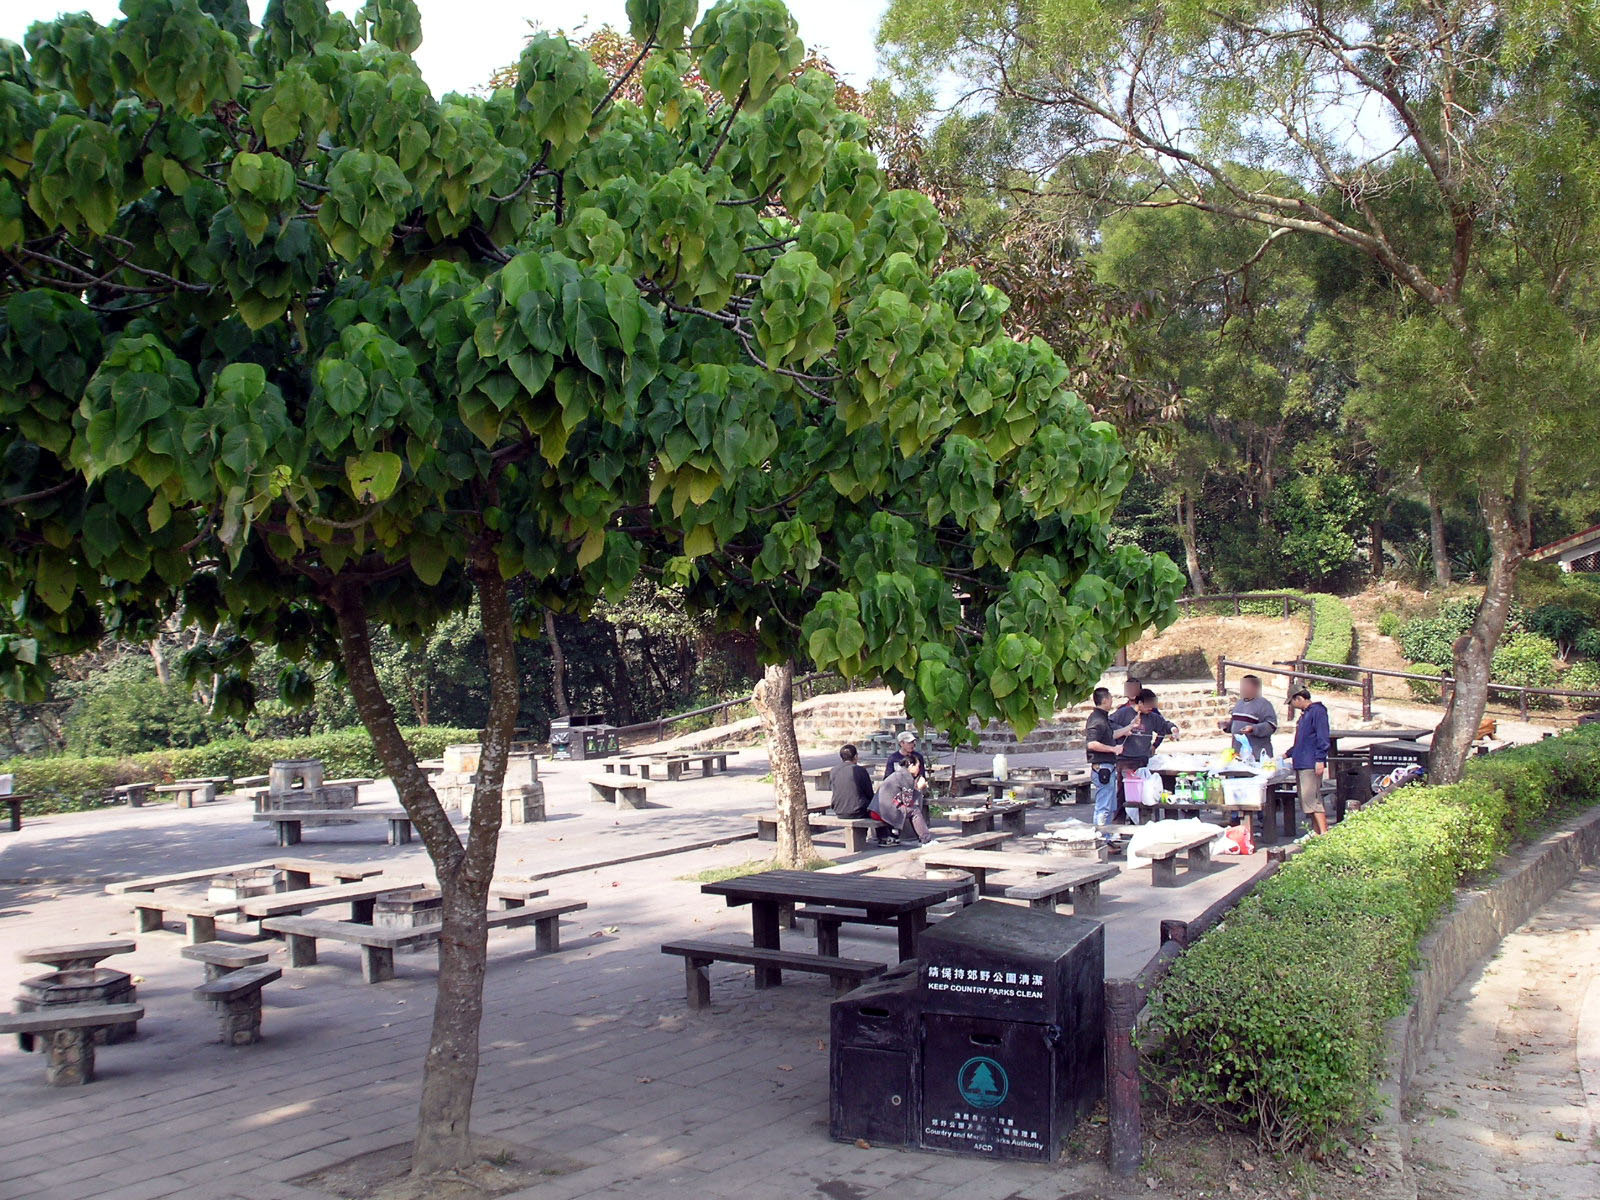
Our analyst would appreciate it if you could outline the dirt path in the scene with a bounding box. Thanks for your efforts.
[1407,864,1600,1199]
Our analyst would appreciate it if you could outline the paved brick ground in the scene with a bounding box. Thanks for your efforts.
[1408,864,1600,1200]
[2,745,1277,1200]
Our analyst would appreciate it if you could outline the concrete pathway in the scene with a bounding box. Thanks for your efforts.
[0,747,1267,1200]
[1407,864,1600,1199]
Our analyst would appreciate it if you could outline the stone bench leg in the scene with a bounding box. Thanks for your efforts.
[830,973,859,995]
[815,919,842,957]
[1071,881,1102,915]
[1026,895,1058,914]
[844,825,868,854]
[134,905,164,933]
[388,819,412,845]
[969,867,989,895]
[275,820,302,847]
[351,898,376,924]
[1001,809,1026,834]
[1187,842,1214,872]
[589,784,610,804]
[1151,855,1179,887]
[535,915,561,954]
[284,932,318,968]
[665,760,684,782]
[683,956,712,1010]
[186,913,216,944]
[212,990,264,1046]
[756,819,777,842]
[361,945,395,984]
[283,869,312,890]
[46,1027,96,1086]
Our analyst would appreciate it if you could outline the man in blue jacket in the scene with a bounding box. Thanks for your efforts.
[1288,686,1332,835]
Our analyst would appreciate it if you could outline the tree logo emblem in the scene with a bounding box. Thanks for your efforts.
[957,1056,1009,1109]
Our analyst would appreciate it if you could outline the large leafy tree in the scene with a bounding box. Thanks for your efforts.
[0,0,1178,1175]
[881,0,1600,780]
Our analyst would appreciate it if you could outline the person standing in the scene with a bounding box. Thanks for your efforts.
[829,744,873,819]
[1084,687,1122,843]
[1288,686,1332,835]
[1114,676,1142,723]
[1112,689,1178,823]
[1219,674,1278,759]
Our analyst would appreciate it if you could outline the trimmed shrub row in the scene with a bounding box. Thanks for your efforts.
[1302,592,1355,677]
[2,726,483,816]
[1144,725,1600,1148]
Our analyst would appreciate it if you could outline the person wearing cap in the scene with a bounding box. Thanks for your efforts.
[885,730,929,789]
[1219,674,1278,760]
[1288,686,1332,835]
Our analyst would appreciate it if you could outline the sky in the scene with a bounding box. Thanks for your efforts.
[0,0,895,95]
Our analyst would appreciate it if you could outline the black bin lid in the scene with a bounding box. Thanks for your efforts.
[917,900,1103,1022]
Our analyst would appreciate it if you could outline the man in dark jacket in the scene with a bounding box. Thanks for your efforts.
[829,743,873,819]
[1084,687,1121,842]
[1288,687,1332,835]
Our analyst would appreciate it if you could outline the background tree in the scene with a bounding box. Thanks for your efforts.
[880,0,1600,778]
[1,0,1178,1178]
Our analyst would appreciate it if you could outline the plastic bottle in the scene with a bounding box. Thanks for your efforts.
[992,751,1008,782]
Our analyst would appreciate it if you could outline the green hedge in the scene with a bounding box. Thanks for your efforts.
[1145,726,1600,1148]
[3,726,482,816]
[1301,593,1355,679]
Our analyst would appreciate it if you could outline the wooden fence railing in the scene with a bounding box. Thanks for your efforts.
[1214,656,1600,723]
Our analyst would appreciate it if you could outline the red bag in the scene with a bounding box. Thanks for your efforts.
[1224,825,1255,855]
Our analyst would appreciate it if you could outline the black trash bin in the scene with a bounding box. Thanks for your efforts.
[829,968,921,1147]
[914,900,1104,1161]
[1368,739,1430,783]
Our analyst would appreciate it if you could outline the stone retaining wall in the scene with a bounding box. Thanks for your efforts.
[1369,804,1600,1199]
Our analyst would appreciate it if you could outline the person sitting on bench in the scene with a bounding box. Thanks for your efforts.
[829,744,874,820]
[870,765,937,847]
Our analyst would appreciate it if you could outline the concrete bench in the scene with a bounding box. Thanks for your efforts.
[660,940,885,1009]
[264,899,586,983]
[194,964,282,1045]
[754,812,877,853]
[106,859,378,896]
[1004,863,1119,914]
[0,1003,145,1085]
[155,780,219,807]
[252,808,413,846]
[918,848,1084,895]
[1033,776,1092,806]
[19,939,136,972]
[129,891,240,944]
[239,879,427,926]
[489,881,551,910]
[182,942,271,981]
[110,782,155,808]
[1134,828,1221,887]
[669,752,732,778]
[945,801,1029,837]
[587,777,648,809]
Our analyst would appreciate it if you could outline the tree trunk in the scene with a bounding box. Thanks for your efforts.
[751,659,816,867]
[608,625,635,725]
[542,608,570,718]
[1179,491,1208,594]
[327,559,519,1180]
[1428,493,1451,588]
[1431,493,1527,783]
[148,640,169,686]
[1369,516,1385,581]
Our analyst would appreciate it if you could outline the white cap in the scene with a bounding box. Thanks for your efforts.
[897,731,916,744]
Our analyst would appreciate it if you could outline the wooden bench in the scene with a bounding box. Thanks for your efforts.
[253,808,413,846]
[660,940,885,1009]
[129,892,239,944]
[1004,863,1119,914]
[239,879,427,926]
[1134,828,1221,887]
[182,942,271,981]
[19,939,136,972]
[1034,776,1092,806]
[0,1003,145,1085]
[754,812,877,853]
[194,964,282,1044]
[918,848,1085,895]
[587,777,648,809]
[263,899,586,983]
[792,905,899,956]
